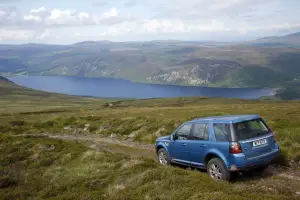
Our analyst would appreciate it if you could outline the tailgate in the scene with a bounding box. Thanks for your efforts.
[239,134,275,159]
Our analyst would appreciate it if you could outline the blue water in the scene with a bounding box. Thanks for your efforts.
[8,76,274,99]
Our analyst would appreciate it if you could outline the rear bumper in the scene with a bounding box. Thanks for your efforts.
[228,144,280,171]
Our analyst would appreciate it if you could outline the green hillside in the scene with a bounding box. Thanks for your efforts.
[216,67,290,87]
[0,76,106,114]
[275,78,300,100]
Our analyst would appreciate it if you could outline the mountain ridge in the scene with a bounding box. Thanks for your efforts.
[255,32,300,44]
[0,32,300,89]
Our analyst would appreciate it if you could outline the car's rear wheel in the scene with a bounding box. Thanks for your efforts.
[207,158,231,181]
[157,148,170,165]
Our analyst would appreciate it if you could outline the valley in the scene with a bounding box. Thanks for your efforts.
[1,32,300,89]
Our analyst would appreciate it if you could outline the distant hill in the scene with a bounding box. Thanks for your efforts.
[0,75,104,109]
[0,32,300,89]
[255,32,300,45]
[0,76,13,84]
[275,78,300,100]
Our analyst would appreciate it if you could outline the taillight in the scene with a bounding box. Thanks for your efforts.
[272,133,277,143]
[229,142,243,154]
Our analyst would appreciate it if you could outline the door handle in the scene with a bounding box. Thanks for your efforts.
[182,143,187,146]
[200,144,207,148]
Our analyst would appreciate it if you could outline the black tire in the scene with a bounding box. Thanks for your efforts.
[207,158,231,181]
[157,148,170,165]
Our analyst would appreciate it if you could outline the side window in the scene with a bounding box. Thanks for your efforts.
[213,124,231,141]
[191,124,209,140]
[175,124,192,140]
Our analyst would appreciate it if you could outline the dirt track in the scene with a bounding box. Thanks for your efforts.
[44,134,300,182]
[47,134,156,158]
[16,133,300,185]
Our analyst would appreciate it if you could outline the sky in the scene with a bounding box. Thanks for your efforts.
[0,0,299,44]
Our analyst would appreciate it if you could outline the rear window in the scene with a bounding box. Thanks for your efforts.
[233,118,270,141]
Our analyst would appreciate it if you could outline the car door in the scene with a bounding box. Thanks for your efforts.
[188,123,210,168]
[168,124,192,165]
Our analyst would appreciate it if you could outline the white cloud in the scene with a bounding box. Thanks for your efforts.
[0,6,129,28]
[0,0,300,43]
[102,8,118,18]
[31,7,47,14]
[24,14,41,22]
[0,29,35,41]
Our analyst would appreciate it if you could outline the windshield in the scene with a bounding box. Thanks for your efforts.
[233,118,271,141]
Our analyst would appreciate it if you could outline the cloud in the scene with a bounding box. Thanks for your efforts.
[102,7,118,18]
[0,6,132,28]
[0,28,34,41]
[0,0,300,43]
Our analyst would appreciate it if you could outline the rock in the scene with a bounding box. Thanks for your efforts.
[105,103,113,108]
[64,126,71,131]
[296,192,300,196]
[48,145,56,151]
[128,133,136,139]
[110,134,117,138]
[84,124,90,132]
[89,144,97,149]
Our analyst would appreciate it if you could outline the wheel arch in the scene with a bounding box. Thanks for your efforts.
[204,151,229,168]
[155,143,169,154]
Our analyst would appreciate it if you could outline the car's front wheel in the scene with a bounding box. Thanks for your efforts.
[157,148,170,165]
[207,158,231,181]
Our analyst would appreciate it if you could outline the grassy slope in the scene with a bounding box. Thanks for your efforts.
[2,135,300,200]
[2,94,300,163]
[1,82,300,199]
[0,78,108,113]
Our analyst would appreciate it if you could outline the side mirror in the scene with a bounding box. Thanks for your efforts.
[172,134,178,140]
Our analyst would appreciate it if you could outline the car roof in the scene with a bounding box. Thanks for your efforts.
[186,115,261,124]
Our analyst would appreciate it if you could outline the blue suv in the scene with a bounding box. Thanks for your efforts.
[155,115,279,181]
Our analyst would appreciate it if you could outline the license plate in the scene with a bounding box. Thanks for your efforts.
[253,139,267,147]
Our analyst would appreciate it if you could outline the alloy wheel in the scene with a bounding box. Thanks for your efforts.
[158,151,168,165]
[209,164,222,180]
